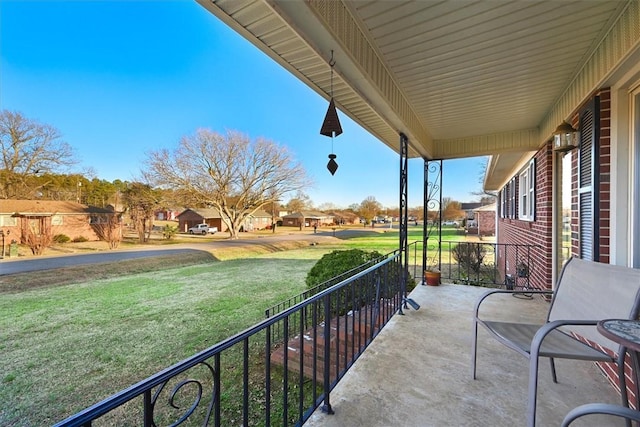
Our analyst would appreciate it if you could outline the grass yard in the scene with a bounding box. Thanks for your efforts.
[0,228,464,426]
[0,249,336,426]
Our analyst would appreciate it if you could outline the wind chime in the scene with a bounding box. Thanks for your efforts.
[320,51,342,175]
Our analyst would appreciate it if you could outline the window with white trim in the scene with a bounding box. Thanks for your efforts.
[51,215,63,225]
[518,159,536,221]
[500,177,517,219]
[0,215,17,226]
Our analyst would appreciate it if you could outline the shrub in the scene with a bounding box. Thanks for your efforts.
[305,249,384,289]
[53,234,70,244]
[304,249,418,317]
[72,236,89,243]
[162,225,178,240]
[451,242,487,274]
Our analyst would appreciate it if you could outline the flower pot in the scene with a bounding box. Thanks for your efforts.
[424,270,441,286]
[517,264,529,278]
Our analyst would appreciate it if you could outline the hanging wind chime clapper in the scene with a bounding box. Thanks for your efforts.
[320,50,342,175]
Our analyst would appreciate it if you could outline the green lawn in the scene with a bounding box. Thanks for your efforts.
[0,253,327,426]
[0,229,463,426]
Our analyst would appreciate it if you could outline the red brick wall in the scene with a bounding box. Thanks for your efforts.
[177,211,203,232]
[7,215,103,243]
[497,143,554,291]
[598,89,611,263]
[475,210,495,236]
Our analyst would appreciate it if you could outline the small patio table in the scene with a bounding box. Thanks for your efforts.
[598,319,640,424]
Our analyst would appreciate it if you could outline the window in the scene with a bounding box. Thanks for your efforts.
[518,159,536,221]
[0,215,17,226]
[51,215,63,225]
[500,177,517,219]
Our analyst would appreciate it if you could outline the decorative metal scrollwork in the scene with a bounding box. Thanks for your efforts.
[423,159,443,273]
[148,361,217,426]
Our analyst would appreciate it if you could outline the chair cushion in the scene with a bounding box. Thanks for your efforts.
[481,321,614,361]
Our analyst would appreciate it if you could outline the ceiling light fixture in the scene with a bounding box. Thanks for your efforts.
[553,121,579,152]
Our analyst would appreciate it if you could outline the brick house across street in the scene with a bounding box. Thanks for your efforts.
[0,199,120,244]
[176,208,272,233]
[281,211,333,228]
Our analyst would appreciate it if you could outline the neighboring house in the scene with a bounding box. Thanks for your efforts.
[0,199,120,243]
[460,202,483,223]
[242,210,272,231]
[177,208,273,233]
[177,208,222,233]
[469,203,496,237]
[327,211,359,225]
[154,209,179,221]
[281,211,333,228]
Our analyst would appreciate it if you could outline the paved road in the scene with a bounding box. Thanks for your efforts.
[0,231,359,276]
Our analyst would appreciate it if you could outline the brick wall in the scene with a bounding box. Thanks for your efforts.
[497,143,554,290]
[6,215,104,243]
[475,210,495,236]
[598,89,611,263]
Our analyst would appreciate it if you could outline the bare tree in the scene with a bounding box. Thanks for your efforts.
[316,202,337,211]
[472,156,498,201]
[21,217,53,255]
[144,129,310,239]
[442,197,464,221]
[123,182,160,243]
[285,191,313,213]
[0,110,77,198]
[359,196,382,224]
[91,213,123,249]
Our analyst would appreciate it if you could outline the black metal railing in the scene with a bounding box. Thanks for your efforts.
[54,254,404,427]
[264,255,384,342]
[437,241,541,288]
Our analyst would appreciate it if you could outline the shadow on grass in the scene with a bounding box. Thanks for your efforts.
[0,251,218,294]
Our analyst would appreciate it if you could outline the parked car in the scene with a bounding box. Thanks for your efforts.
[188,224,218,235]
[442,220,459,227]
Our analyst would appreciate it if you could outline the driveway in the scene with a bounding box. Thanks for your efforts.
[0,231,355,276]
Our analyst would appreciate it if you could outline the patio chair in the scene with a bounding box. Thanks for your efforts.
[561,403,640,426]
[471,256,640,427]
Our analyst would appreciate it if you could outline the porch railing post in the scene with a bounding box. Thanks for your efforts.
[321,292,334,414]
[399,133,409,313]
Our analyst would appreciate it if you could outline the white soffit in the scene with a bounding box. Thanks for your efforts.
[197,0,636,167]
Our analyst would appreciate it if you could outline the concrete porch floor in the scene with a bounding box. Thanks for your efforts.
[304,283,626,427]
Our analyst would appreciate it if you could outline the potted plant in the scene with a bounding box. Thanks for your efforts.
[516,259,529,278]
[424,258,441,286]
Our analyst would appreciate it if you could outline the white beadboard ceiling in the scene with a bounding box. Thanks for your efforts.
[196,0,637,189]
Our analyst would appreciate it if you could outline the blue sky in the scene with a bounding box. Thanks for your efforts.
[1,0,487,208]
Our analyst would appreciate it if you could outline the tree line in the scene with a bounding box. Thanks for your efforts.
[1,109,480,243]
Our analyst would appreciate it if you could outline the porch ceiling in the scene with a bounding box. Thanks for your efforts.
[196,0,639,189]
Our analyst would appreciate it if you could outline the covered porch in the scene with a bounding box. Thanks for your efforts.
[305,283,623,427]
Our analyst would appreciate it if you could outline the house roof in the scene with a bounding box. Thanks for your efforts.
[177,208,222,219]
[197,1,639,190]
[328,211,358,220]
[0,199,114,215]
[474,203,497,212]
[249,209,272,218]
[282,211,332,219]
[460,203,483,211]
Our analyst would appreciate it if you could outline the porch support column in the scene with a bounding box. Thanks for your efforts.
[424,160,443,276]
[399,133,409,313]
[422,158,428,278]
